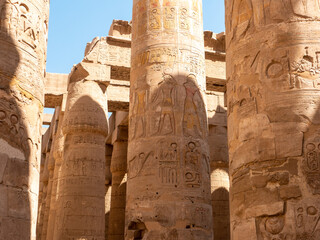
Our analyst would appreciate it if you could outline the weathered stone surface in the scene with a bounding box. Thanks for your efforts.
[108,140,127,240]
[126,0,213,239]
[226,0,320,239]
[52,63,109,240]
[105,144,113,240]
[0,0,49,239]
[108,19,132,40]
[44,27,226,110]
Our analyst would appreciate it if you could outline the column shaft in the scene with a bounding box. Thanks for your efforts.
[0,1,49,239]
[126,0,213,239]
[53,66,109,240]
[108,141,127,240]
[105,144,113,240]
[46,110,65,240]
[226,0,320,239]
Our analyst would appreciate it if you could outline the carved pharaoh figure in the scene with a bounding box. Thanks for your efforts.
[183,75,205,138]
[151,74,177,136]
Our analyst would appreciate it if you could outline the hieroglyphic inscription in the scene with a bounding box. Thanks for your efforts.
[156,140,179,186]
[290,47,320,90]
[295,202,320,239]
[0,1,47,49]
[132,47,177,70]
[179,7,189,31]
[85,39,131,66]
[132,47,205,78]
[0,98,29,156]
[184,142,201,188]
[149,8,161,30]
[304,135,320,195]
[164,6,176,30]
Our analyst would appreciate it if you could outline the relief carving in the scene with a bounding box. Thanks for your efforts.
[19,3,39,49]
[184,142,201,188]
[290,47,320,90]
[130,84,148,140]
[149,8,161,30]
[303,136,320,195]
[295,203,320,239]
[183,75,206,138]
[0,98,29,156]
[164,7,176,30]
[0,0,19,35]
[156,140,179,186]
[128,152,154,179]
[256,215,294,240]
[179,7,189,31]
[150,74,176,136]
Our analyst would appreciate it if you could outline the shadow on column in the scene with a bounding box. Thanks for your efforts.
[211,187,230,240]
[54,86,108,239]
[0,3,32,240]
[208,104,230,240]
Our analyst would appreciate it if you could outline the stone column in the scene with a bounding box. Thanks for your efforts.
[40,154,54,240]
[108,140,128,240]
[46,107,65,240]
[226,0,320,239]
[105,144,113,240]
[0,0,49,239]
[126,0,213,239]
[53,63,109,240]
[37,154,50,239]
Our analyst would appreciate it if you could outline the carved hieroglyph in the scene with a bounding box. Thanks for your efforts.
[126,0,213,239]
[0,0,49,239]
[226,0,320,239]
[52,63,109,240]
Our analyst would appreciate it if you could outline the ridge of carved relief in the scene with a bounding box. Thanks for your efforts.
[0,0,48,51]
[129,74,207,141]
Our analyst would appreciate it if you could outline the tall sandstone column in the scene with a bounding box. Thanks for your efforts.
[226,0,320,239]
[46,107,65,240]
[108,140,128,240]
[53,63,109,240]
[105,144,113,240]
[126,0,213,239]
[0,0,49,239]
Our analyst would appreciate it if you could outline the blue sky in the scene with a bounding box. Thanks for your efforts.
[46,0,225,75]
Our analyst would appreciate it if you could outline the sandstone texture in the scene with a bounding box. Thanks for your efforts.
[52,63,109,240]
[0,0,49,239]
[226,0,320,239]
[126,0,213,239]
[38,18,229,240]
[0,5,230,239]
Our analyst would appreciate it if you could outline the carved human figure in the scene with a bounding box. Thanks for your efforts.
[183,75,205,138]
[131,89,147,139]
[152,74,176,136]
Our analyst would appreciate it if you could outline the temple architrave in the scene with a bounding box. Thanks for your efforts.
[1,0,319,240]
